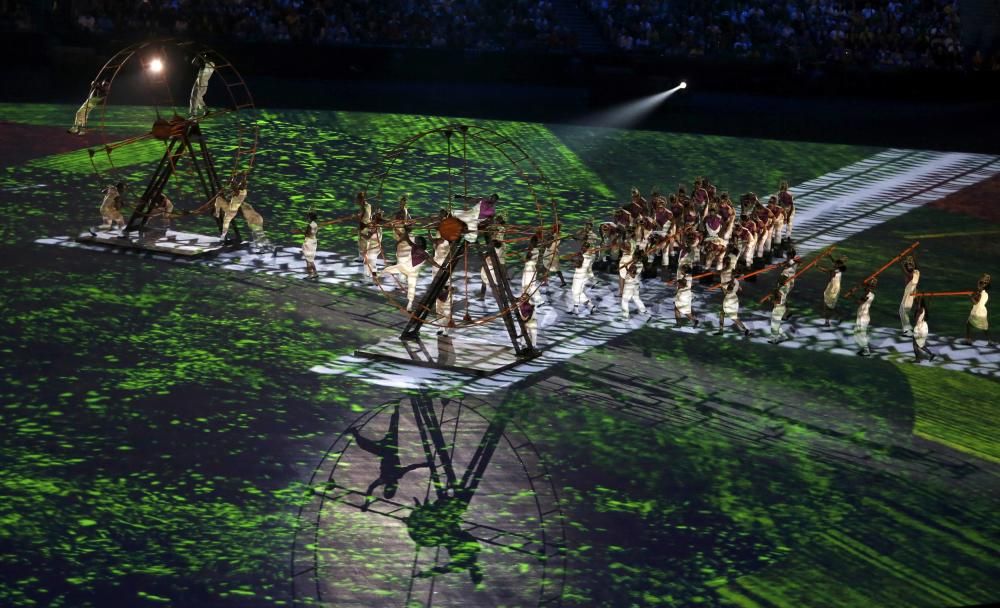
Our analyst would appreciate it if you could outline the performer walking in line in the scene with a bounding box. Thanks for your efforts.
[717,278,751,337]
[188,55,216,116]
[899,256,920,336]
[820,257,847,327]
[911,297,936,362]
[382,228,429,311]
[966,274,991,345]
[620,264,647,320]
[302,212,320,280]
[349,405,430,511]
[570,255,597,316]
[767,285,790,344]
[68,79,108,135]
[854,279,877,357]
[673,265,699,327]
[777,180,795,245]
[97,182,126,231]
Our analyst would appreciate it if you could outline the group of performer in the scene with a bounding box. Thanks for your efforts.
[314,179,990,362]
[92,156,990,362]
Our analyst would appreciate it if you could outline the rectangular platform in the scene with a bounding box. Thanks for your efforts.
[76,229,227,258]
[355,334,538,376]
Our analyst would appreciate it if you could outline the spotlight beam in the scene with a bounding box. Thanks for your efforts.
[576,81,688,129]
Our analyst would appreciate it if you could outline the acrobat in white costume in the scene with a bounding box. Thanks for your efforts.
[620,266,647,319]
[357,194,372,261]
[302,215,319,279]
[217,185,247,242]
[189,57,216,116]
[361,221,383,281]
[69,80,107,135]
[239,201,270,252]
[98,183,126,230]
[381,233,427,311]
[521,252,544,305]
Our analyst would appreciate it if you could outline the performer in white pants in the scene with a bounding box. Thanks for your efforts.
[189,56,216,116]
[570,256,596,315]
[69,80,108,135]
[381,230,428,311]
[543,228,565,287]
[217,178,247,242]
[768,286,790,344]
[673,266,698,327]
[899,264,920,336]
[356,191,372,262]
[239,201,270,252]
[431,231,451,280]
[911,297,936,362]
[854,280,877,356]
[98,182,126,230]
[521,250,544,305]
[717,279,750,336]
[360,212,384,282]
[778,181,795,244]
[820,258,847,327]
[301,212,319,279]
[966,274,991,344]
[620,264,646,319]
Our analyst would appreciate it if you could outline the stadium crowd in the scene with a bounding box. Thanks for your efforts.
[1,0,997,71]
[54,0,576,51]
[584,0,992,70]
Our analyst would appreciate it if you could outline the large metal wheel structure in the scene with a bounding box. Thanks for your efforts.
[363,124,560,336]
[84,39,258,240]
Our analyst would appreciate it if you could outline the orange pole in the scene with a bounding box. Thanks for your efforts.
[912,291,974,298]
[666,270,715,285]
[708,261,783,290]
[758,246,835,303]
[842,241,920,299]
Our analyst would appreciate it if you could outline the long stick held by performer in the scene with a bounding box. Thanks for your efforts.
[843,241,920,300]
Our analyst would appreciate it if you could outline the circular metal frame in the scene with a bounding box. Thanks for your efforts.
[84,39,258,221]
[363,124,561,328]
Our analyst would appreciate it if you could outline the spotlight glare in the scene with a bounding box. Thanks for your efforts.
[149,58,163,73]
[680,81,687,89]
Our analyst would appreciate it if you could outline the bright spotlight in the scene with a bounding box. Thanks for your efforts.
[680,81,687,89]
[148,58,163,73]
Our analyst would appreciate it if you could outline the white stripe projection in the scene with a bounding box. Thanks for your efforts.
[36,149,1000,394]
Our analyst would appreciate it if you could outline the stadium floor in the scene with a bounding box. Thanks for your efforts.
[1,104,998,607]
